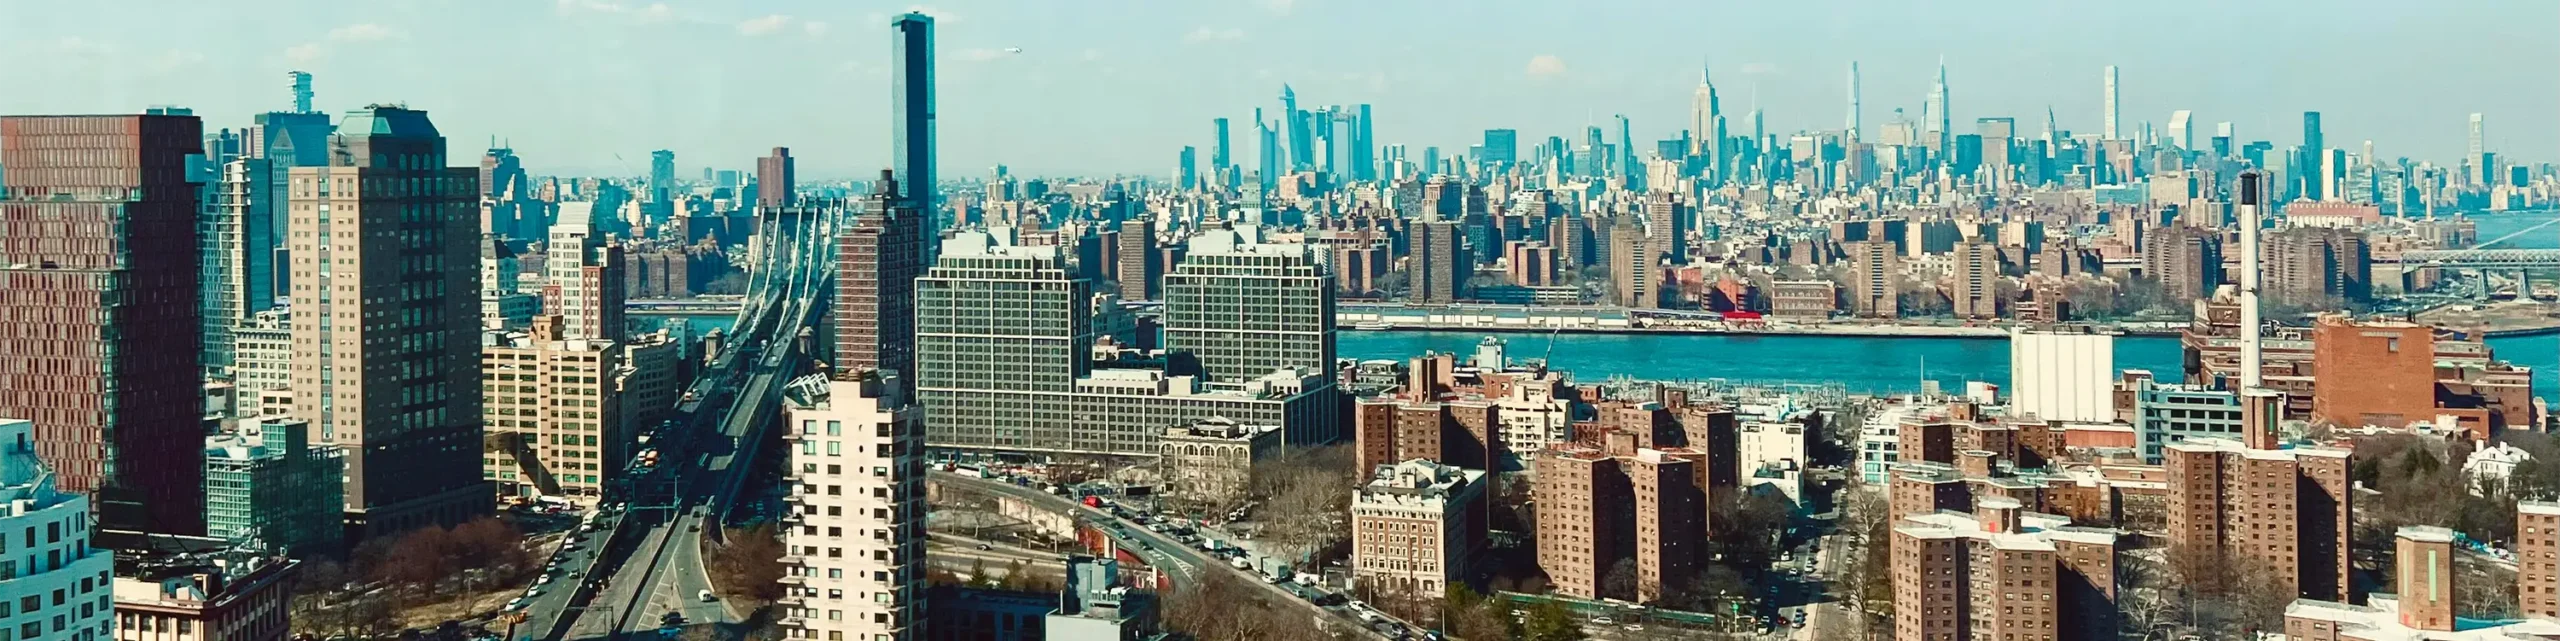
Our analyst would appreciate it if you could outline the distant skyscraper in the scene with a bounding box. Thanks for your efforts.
[2167,110,2193,151]
[1353,103,1375,181]
[1177,146,1198,188]
[757,147,795,208]
[1326,109,1356,182]
[1846,62,1861,139]
[544,203,625,341]
[0,114,211,535]
[2467,112,2488,158]
[287,106,489,541]
[1930,59,1952,157]
[893,12,939,248]
[1421,146,1440,178]
[1255,110,1279,198]
[2102,65,2119,140]
[288,71,314,113]
[1211,117,1232,179]
[1689,60,1722,177]
[835,171,926,379]
[1482,129,1518,167]
[1116,217,1160,301]
[2301,111,2325,201]
[642,150,674,207]
[1616,114,1639,186]
[1281,85,1312,171]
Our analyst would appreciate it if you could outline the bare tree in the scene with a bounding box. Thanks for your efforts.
[1251,444,1359,563]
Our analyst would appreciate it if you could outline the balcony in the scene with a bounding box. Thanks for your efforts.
[779,575,808,585]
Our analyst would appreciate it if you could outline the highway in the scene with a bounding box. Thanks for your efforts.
[929,473,1392,640]
[540,204,840,641]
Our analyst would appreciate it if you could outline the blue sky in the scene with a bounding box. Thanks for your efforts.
[2,0,2550,179]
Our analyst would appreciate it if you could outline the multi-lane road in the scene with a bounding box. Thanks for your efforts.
[929,473,1395,640]
[534,206,838,641]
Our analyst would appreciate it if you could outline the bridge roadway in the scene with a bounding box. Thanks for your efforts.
[930,473,1393,640]
[542,205,836,641]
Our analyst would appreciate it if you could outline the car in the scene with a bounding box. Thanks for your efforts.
[699,589,717,602]
[1593,617,1614,625]
[660,612,685,626]
[1622,625,1644,632]
[976,543,992,551]
[537,575,553,585]
[505,598,526,611]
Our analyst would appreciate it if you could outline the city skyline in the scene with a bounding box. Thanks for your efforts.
[0,0,2550,178]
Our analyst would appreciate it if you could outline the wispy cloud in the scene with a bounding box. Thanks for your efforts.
[144,49,206,73]
[1524,54,1568,78]
[51,37,116,56]
[954,48,1009,62]
[1258,0,1297,15]
[1740,62,1780,75]
[556,0,676,23]
[1078,49,1105,62]
[803,21,830,37]
[327,23,399,42]
[1182,26,1246,44]
[284,43,325,64]
[737,14,796,36]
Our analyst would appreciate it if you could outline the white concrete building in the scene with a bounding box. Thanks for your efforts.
[2465,442,2532,489]
[0,418,116,641]
[779,372,924,641]
[229,310,293,419]
[2010,328,2115,423]
[1492,370,1573,465]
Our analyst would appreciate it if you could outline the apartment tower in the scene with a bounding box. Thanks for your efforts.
[287,106,490,541]
[0,114,209,534]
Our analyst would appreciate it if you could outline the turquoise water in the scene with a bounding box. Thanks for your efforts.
[1340,330,2560,398]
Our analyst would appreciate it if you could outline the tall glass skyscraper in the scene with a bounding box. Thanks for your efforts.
[893,12,938,253]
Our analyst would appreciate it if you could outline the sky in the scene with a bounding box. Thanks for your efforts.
[2,0,2552,179]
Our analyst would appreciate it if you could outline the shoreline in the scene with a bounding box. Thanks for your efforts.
[1341,322,2190,339]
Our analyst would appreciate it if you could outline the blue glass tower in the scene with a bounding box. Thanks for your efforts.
[892,12,937,246]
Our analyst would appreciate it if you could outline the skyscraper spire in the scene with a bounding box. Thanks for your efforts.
[1847,61,1861,139]
[1929,57,1951,158]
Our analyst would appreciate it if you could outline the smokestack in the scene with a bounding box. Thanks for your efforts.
[2237,170,2265,390]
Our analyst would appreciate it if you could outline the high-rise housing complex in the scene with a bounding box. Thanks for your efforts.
[1162,228,1334,383]
[2143,225,2224,303]
[1844,240,1899,318]
[203,417,343,556]
[1609,218,1657,309]
[758,147,796,208]
[1949,240,2000,319]
[834,173,925,379]
[479,316,627,501]
[2522,501,2560,618]
[1350,459,1487,597]
[1642,191,1687,265]
[0,113,210,535]
[544,203,625,341]
[1889,499,2121,641]
[2164,436,2353,603]
[892,12,939,246]
[1536,431,1708,602]
[286,106,490,541]
[2264,227,2371,304]
[1410,220,1463,304]
[779,371,925,641]
[0,419,115,641]
[1114,217,1160,301]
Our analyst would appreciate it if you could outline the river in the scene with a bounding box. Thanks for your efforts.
[637,210,2560,397]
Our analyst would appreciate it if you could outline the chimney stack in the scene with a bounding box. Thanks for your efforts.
[2237,170,2266,391]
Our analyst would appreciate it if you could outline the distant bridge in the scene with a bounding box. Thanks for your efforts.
[626,297,746,315]
[2397,248,2560,271]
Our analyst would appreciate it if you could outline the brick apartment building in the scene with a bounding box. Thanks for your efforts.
[1350,459,1487,596]
[1536,431,1709,602]
[2164,437,2354,603]
[1890,498,2119,641]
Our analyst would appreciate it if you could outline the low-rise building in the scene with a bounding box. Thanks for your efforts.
[203,419,343,557]
[2130,380,2244,463]
[1157,418,1281,512]
[1045,555,1159,640]
[1768,280,1837,320]
[112,548,295,641]
[1351,459,1488,596]
[0,418,116,641]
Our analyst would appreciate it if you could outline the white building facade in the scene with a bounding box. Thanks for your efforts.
[779,373,924,641]
[0,419,116,641]
[2010,328,2115,423]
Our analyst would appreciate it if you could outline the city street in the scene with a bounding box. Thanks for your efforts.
[930,473,1393,639]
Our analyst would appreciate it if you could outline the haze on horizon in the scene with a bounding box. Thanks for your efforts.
[1,0,2549,179]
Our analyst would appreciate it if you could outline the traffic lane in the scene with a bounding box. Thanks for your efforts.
[929,474,1380,639]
